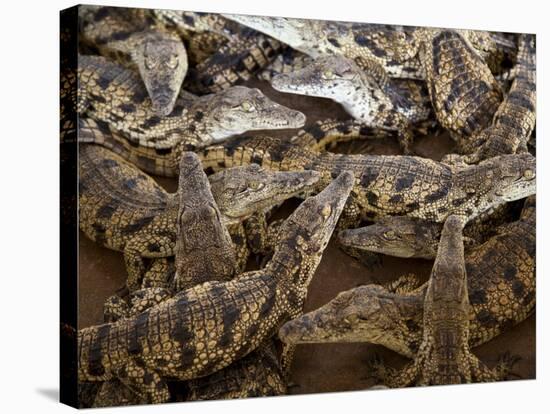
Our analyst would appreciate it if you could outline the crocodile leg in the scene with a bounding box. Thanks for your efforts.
[141,258,175,289]
[104,295,130,323]
[244,212,271,255]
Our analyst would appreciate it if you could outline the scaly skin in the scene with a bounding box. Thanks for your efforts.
[414,28,503,144]
[258,48,313,82]
[223,15,423,78]
[463,34,536,162]
[224,16,516,81]
[77,55,306,149]
[77,172,355,404]
[79,144,320,290]
[196,134,535,224]
[77,116,392,177]
[271,55,432,152]
[279,197,535,362]
[187,341,286,400]
[79,5,188,116]
[153,10,283,94]
[338,201,521,259]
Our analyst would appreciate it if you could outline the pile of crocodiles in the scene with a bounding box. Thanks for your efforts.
[66,5,536,406]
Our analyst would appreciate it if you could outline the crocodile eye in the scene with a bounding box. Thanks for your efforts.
[144,57,157,70]
[523,169,535,179]
[321,70,335,80]
[320,205,331,218]
[165,54,179,69]
[240,101,256,112]
[383,230,398,240]
[249,181,265,191]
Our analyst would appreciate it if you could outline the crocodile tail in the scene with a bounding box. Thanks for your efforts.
[185,33,283,94]
[78,118,179,177]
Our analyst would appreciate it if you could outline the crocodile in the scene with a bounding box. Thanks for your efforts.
[77,114,394,178]
[196,134,535,225]
[222,15,423,78]
[258,48,313,82]
[77,171,355,403]
[461,34,536,162]
[79,5,188,116]
[338,201,522,259]
[79,144,320,290]
[173,152,237,291]
[279,196,535,364]
[152,10,284,94]
[386,215,506,385]
[77,55,306,150]
[223,15,516,81]
[271,55,432,152]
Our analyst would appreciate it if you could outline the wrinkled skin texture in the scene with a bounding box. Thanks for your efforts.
[414,28,503,143]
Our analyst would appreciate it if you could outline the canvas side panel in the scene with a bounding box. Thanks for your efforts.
[60,4,78,408]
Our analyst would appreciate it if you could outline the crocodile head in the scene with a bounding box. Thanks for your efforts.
[197,86,306,142]
[338,217,441,260]
[272,56,368,105]
[223,14,320,55]
[465,153,536,217]
[278,284,423,358]
[209,164,320,224]
[269,172,354,286]
[175,153,236,289]
[133,31,188,117]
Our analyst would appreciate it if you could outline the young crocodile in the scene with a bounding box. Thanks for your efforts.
[279,196,535,362]
[77,55,306,149]
[388,215,503,385]
[198,134,535,225]
[77,116,392,177]
[79,144,320,290]
[271,55,432,152]
[77,172,355,403]
[338,201,522,259]
[79,5,188,116]
[153,10,284,94]
[173,152,237,291]
[223,15,516,81]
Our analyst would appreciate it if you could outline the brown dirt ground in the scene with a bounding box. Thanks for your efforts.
[78,78,535,398]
